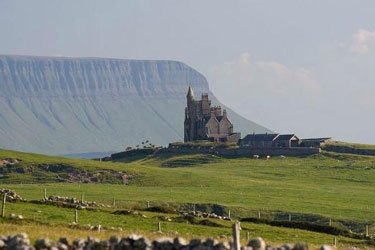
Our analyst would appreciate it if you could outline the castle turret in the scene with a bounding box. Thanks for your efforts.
[186,86,195,116]
[187,86,195,101]
[185,86,195,142]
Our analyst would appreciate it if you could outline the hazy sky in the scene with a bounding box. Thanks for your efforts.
[1,0,374,143]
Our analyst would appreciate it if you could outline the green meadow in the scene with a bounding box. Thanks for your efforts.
[0,148,375,248]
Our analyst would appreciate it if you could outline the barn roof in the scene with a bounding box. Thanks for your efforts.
[274,134,299,141]
[301,137,331,142]
[242,133,279,141]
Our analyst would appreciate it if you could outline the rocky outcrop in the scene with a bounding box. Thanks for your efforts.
[0,55,208,98]
[0,55,271,155]
[0,162,132,184]
[0,189,24,201]
[0,158,21,167]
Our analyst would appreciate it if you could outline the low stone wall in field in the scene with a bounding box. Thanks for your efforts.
[158,147,320,157]
[0,233,338,250]
[322,145,375,156]
[109,148,158,160]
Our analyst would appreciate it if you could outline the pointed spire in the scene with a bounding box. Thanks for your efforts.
[187,86,195,99]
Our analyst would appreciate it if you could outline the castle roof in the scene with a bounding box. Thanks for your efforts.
[216,116,224,122]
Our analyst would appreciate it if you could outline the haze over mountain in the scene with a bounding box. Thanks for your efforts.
[0,55,271,155]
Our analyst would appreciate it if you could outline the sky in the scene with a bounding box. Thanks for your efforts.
[0,0,374,143]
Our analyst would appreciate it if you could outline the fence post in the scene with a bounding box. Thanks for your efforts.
[74,209,78,223]
[333,236,337,247]
[1,193,6,218]
[112,198,116,207]
[81,193,84,203]
[246,231,250,241]
[147,201,150,208]
[44,188,47,200]
[329,218,332,226]
[158,222,162,232]
[258,211,261,219]
[232,222,241,250]
[366,225,369,237]
[193,204,196,215]
[288,214,291,221]
[228,209,231,219]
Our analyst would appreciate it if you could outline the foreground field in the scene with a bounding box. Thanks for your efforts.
[1,148,375,248]
[1,149,374,221]
[0,201,369,249]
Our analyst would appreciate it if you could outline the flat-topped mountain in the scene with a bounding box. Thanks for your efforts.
[0,55,271,155]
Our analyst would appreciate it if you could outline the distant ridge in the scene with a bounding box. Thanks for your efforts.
[0,55,272,155]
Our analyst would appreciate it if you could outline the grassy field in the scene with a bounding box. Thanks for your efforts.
[0,201,369,249]
[324,141,375,150]
[1,148,375,248]
[2,150,374,221]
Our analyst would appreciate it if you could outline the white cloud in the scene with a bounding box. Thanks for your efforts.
[209,52,320,102]
[254,60,320,95]
[206,53,322,135]
[350,29,375,54]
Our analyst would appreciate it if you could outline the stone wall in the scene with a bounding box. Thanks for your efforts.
[0,233,338,250]
[108,148,158,160]
[322,145,375,156]
[158,147,320,157]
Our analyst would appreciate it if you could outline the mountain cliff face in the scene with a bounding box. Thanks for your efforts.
[0,55,271,155]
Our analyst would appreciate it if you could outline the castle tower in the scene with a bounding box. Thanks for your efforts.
[201,94,211,116]
[187,86,195,101]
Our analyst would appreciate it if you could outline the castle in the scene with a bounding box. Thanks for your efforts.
[184,87,241,143]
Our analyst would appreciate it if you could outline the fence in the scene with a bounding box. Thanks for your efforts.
[1,189,374,248]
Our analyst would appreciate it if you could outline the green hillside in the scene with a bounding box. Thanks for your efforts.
[324,141,375,150]
[322,141,375,156]
[0,148,375,248]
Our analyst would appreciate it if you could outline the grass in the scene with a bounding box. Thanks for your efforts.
[324,141,375,150]
[1,150,375,221]
[0,149,133,172]
[1,148,375,247]
[0,202,369,249]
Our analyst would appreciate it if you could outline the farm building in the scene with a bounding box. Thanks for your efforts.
[273,134,300,148]
[300,138,332,148]
[240,133,301,148]
[240,133,279,148]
